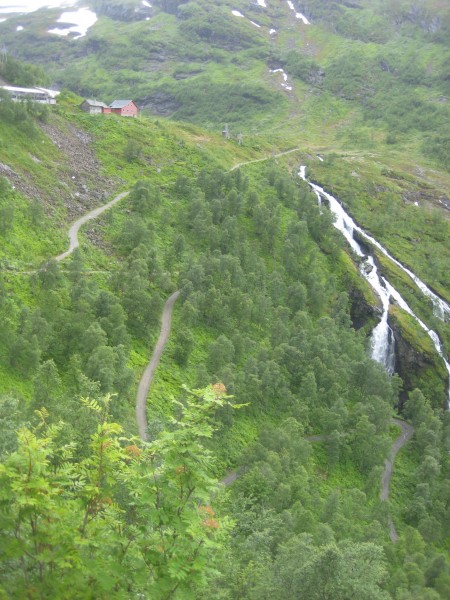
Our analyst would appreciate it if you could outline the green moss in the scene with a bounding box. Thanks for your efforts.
[390,306,437,357]
[389,306,447,405]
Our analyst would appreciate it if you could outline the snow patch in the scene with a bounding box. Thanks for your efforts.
[232,8,264,30]
[16,24,23,30]
[48,7,97,39]
[286,0,310,24]
[271,68,293,91]
[257,0,267,6]
[269,28,277,34]
[296,12,310,25]
[142,0,152,6]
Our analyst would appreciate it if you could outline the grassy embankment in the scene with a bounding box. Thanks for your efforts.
[0,96,442,547]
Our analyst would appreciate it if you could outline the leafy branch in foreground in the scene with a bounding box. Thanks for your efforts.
[0,387,234,599]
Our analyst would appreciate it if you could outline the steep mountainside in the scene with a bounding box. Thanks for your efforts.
[1,0,449,303]
[0,93,449,600]
[1,1,449,148]
[0,2,450,598]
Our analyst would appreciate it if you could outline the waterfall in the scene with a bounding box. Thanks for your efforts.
[300,173,450,322]
[299,167,450,407]
[365,257,396,374]
[371,314,396,375]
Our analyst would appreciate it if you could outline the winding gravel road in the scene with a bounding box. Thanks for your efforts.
[220,418,414,542]
[229,147,301,172]
[62,178,411,542]
[227,155,416,541]
[382,418,414,541]
[54,191,129,262]
[24,159,414,540]
[132,148,304,441]
[136,290,180,441]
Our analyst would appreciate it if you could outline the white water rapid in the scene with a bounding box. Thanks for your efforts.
[299,167,450,406]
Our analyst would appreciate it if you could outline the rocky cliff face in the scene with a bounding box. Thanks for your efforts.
[389,313,448,410]
[38,120,118,218]
[139,91,181,117]
[349,285,379,331]
[391,320,431,404]
[90,0,153,22]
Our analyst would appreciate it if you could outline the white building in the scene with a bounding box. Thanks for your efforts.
[1,85,59,104]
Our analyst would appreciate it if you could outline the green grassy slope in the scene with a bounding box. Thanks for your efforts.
[0,76,449,598]
[1,0,448,310]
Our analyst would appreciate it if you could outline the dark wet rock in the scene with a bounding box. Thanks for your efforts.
[173,70,203,80]
[139,92,181,116]
[341,1,363,8]
[389,316,446,409]
[349,285,379,330]
[309,67,325,86]
[92,2,153,22]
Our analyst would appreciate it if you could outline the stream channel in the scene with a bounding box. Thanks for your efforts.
[299,167,450,408]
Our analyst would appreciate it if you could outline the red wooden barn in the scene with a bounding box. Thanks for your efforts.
[110,99,138,117]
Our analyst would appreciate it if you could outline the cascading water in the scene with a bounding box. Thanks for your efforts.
[299,167,450,407]
[364,257,396,374]
[299,167,395,369]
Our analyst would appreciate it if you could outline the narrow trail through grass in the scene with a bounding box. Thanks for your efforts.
[229,146,301,171]
[55,191,129,262]
[135,290,180,441]
[381,419,414,542]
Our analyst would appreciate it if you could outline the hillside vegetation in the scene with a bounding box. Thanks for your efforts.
[1,0,449,306]
[0,1,449,598]
[0,86,448,598]
[1,0,449,162]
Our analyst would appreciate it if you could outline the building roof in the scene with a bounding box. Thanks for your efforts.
[36,87,60,98]
[110,99,135,109]
[83,99,109,108]
[2,85,59,97]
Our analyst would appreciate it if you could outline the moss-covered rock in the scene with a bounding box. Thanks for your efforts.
[337,250,381,332]
[389,305,448,410]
